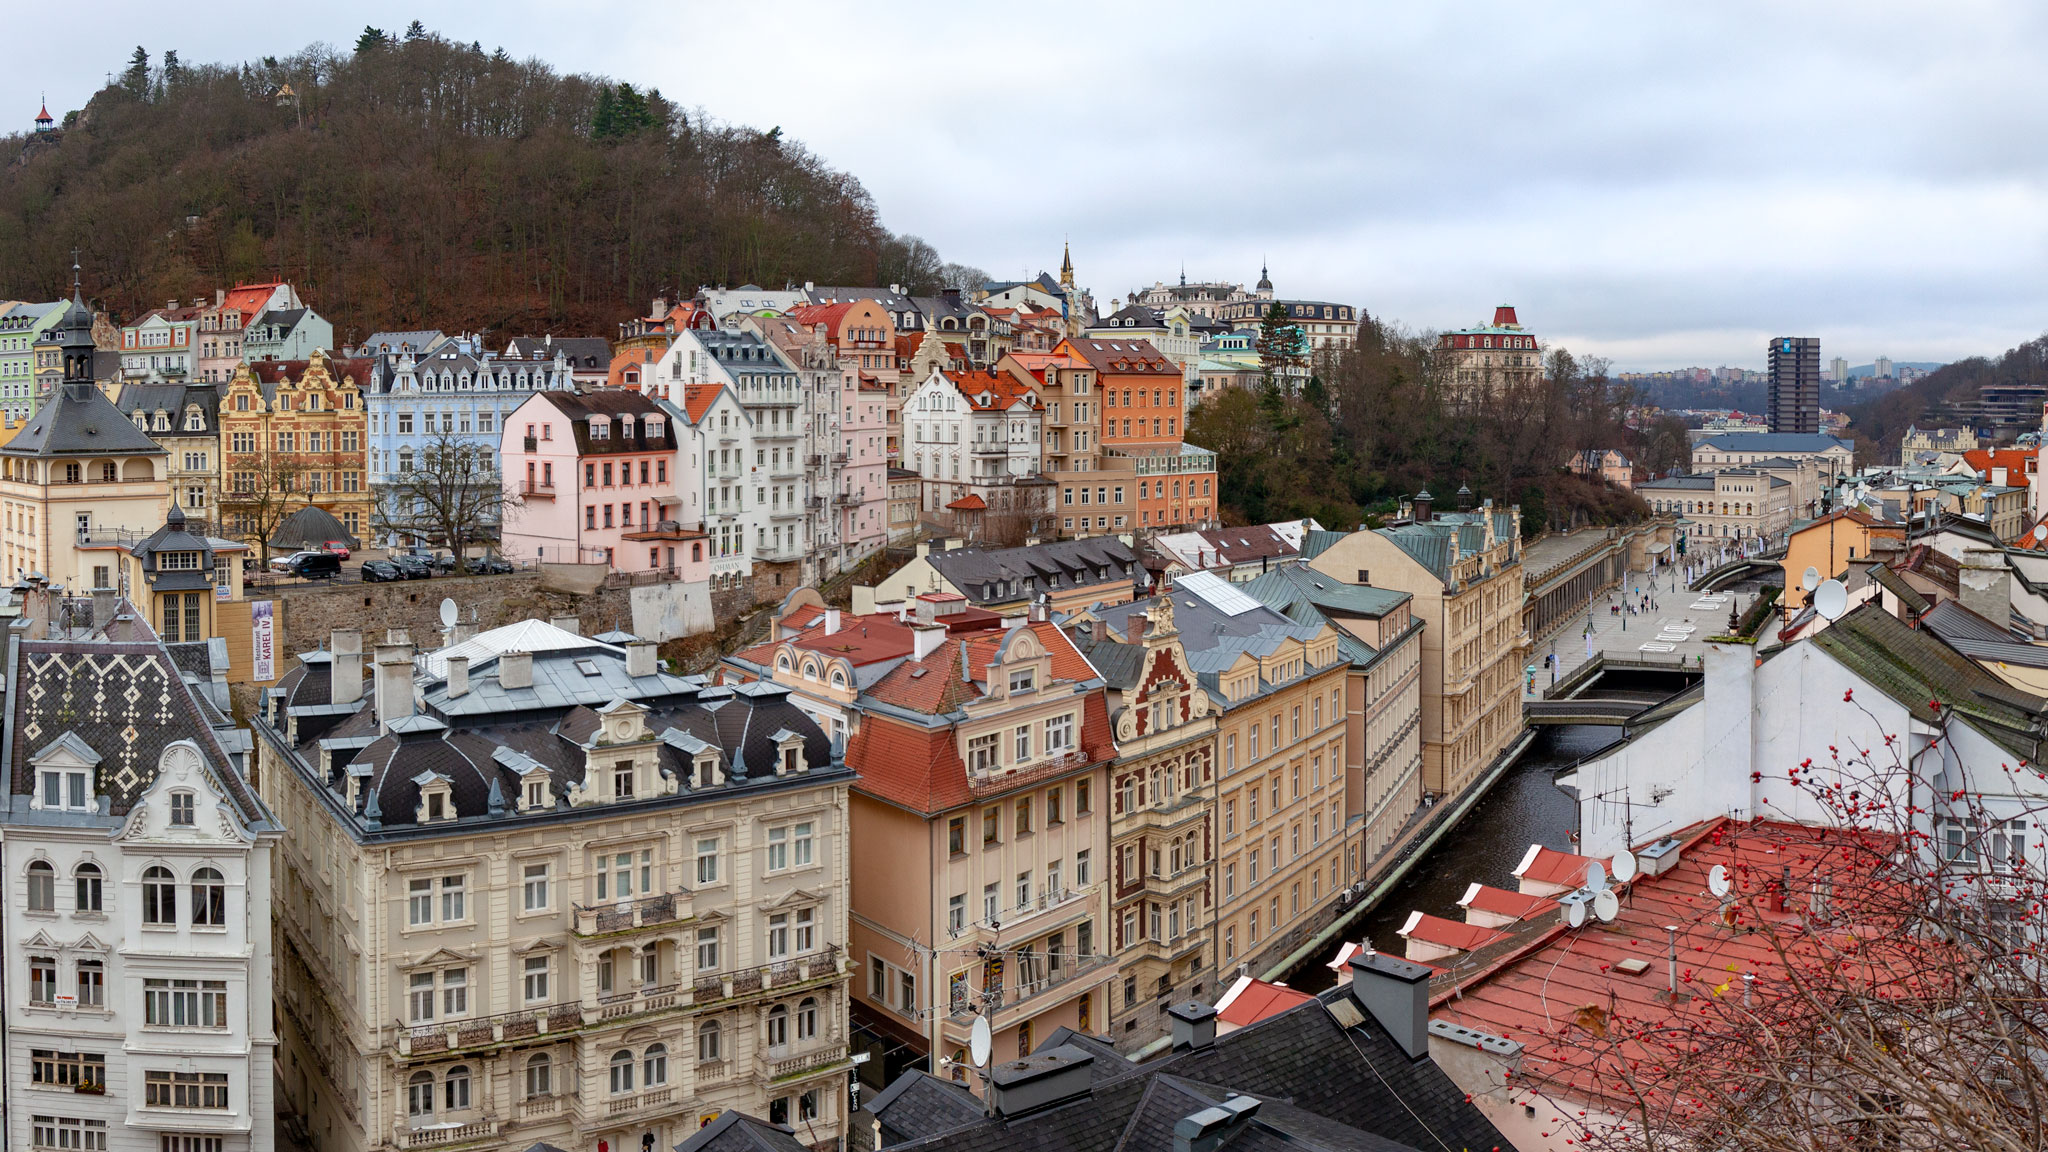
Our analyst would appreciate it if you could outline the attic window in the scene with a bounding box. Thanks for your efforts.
[575,659,600,676]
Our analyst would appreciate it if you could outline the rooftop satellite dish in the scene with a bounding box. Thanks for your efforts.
[1801,565,1820,592]
[1593,889,1620,923]
[1708,864,1732,899]
[1813,579,1849,621]
[1583,861,1608,893]
[1611,851,1639,883]
[1565,899,1588,928]
[439,597,459,627]
[2034,524,2047,545]
[968,1014,992,1069]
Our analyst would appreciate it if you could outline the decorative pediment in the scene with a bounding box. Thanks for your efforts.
[71,931,108,954]
[513,936,562,956]
[31,732,102,770]
[23,929,59,950]
[596,697,650,745]
[414,945,477,966]
[759,886,823,912]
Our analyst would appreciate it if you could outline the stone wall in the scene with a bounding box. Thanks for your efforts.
[263,572,638,657]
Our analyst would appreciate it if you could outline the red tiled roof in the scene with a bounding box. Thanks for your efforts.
[1512,844,1600,889]
[784,303,854,343]
[1961,448,2035,478]
[851,688,1112,814]
[1213,976,1314,1028]
[1432,819,1912,1116]
[944,368,1038,412]
[1398,911,1501,953]
[946,493,987,511]
[1063,336,1176,376]
[222,283,285,323]
[682,383,725,424]
[1457,883,1555,921]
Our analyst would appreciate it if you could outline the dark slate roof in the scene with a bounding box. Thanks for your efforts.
[926,538,1143,606]
[132,502,220,582]
[1241,562,1410,618]
[272,635,844,838]
[698,329,798,377]
[1636,474,1715,490]
[112,381,223,436]
[1869,563,1931,615]
[1695,432,1853,453]
[863,1071,986,1147]
[1069,633,1146,689]
[673,1111,812,1152]
[506,336,612,371]
[2,382,167,457]
[876,988,1501,1152]
[1296,529,1344,560]
[7,599,271,828]
[270,504,358,550]
[533,390,679,456]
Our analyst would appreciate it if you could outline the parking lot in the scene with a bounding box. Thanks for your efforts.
[244,546,530,590]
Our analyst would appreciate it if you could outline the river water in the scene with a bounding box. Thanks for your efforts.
[1281,724,1622,993]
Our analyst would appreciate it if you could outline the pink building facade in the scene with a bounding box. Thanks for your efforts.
[500,390,703,575]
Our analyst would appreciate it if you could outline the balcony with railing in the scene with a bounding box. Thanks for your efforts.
[519,480,555,498]
[396,1119,499,1149]
[759,1041,850,1084]
[833,492,860,507]
[571,891,681,937]
[600,1086,674,1121]
[968,882,1096,941]
[1125,791,1207,834]
[596,983,681,1021]
[944,952,1114,1034]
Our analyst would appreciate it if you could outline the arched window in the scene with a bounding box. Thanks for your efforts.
[643,1043,668,1086]
[776,653,791,673]
[407,1070,435,1116]
[797,996,818,1041]
[766,1004,789,1052]
[698,1019,722,1062]
[444,1065,471,1111]
[523,1053,552,1099]
[142,866,175,924]
[608,1048,635,1094]
[75,862,102,912]
[830,668,847,689]
[26,860,54,912]
[192,867,226,926]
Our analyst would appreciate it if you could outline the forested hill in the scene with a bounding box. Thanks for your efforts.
[0,28,974,337]
[1845,333,2048,454]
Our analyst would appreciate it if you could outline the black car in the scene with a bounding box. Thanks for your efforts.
[468,556,515,575]
[361,559,402,583]
[286,551,342,580]
[392,555,432,580]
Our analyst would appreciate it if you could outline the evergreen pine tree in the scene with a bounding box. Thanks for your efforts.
[161,50,184,88]
[355,26,388,54]
[1256,303,1303,393]
[404,20,428,41]
[591,86,617,139]
[121,47,151,100]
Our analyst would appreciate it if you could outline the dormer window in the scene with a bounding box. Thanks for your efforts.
[612,759,636,800]
[592,418,610,441]
[692,753,723,790]
[1008,668,1035,694]
[185,408,204,431]
[415,773,456,823]
[38,768,91,811]
[168,791,195,826]
[522,774,550,812]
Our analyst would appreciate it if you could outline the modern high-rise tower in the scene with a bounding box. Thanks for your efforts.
[1767,336,1821,435]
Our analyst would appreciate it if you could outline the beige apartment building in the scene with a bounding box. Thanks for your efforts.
[718,591,1117,1089]
[0,296,171,588]
[1068,596,1222,1052]
[1242,563,1426,876]
[1638,469,1796,545]
[1093,572,1347,983]
[1305,503,1526,800]
[255,620,855,1152]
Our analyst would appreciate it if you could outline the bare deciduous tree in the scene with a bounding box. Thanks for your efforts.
[219,455,311,563]
[373,429,503,571]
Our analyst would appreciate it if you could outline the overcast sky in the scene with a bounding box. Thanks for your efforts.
[10,1,2045,370]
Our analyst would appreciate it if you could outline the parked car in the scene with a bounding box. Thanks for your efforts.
[361,559,402,583]
[321,540,352,559]
[284,551,342,580]
[391,554,432,580]
[470,555,515,575]
[269,550,322,573]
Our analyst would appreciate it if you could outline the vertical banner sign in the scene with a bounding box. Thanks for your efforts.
[252,600,276,681]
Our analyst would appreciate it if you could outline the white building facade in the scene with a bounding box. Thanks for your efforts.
[3,596,281,1152]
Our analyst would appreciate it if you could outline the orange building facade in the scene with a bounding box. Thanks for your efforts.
[221,350,372,542]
